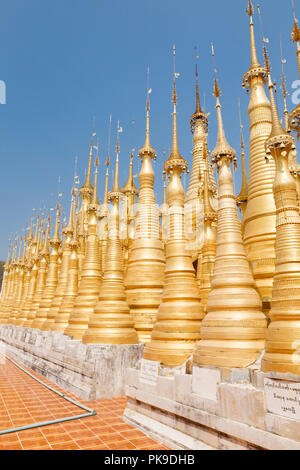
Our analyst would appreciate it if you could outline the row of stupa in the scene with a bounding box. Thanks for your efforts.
[1,0,300,375]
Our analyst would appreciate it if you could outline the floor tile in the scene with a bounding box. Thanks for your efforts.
[0,352,170,451]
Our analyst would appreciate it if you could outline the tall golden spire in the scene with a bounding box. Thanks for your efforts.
[2,235,18,323]
[65,170,102,339]
[79,134,96,237]
[262,68,299,374]
[83,134,138,345]
[53,191,80,332]
[28,217,51,327]
[122,149,139,272]
[236,100,248,217]
[27,213,34,245]
[36,203,62,330]
[289,1,300,139]
[21,223,40,326]
[31,214,40,257]
[122,151,138,196]
[267,73,289,140]
[190,55,208,134]
[161,172,168,247]
[92,139,100,206]
[9,235,25,324]
[80,133,95,195]
[42,188,74,329]
[139,69,156,157]
[194,74,266,368]
[166,48,186,166]
[99,162,110,274]
[110,123,122,195]
[15,228,35,326]
[241,3,274,314]
[291,0,300,80]
[242,0,267,89]
[279,39,290,133]
[212,77,236,163]
[197,159,217,311]
[100,124,111,220]
[186,51,216,257]
[144,47,203,366]
[0,239,13,323]
[125,80,165,343]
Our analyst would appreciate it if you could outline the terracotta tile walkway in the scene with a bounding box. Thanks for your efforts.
[0,354,169,450]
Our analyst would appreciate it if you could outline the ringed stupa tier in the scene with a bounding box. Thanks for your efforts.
[125,91,165,343]
[242,1,275,313]
[33,204,61,330]
[53,194,79,332]
[64,160,102,340]
[185,63,217,258]
[193,74,267,368]
[83,134,138,344]
[262,72,300,375]
[143,50,204,366]
[9,236,25,324]
[27,219,50,327]
[41,193,74,330]
[197,160,217,311]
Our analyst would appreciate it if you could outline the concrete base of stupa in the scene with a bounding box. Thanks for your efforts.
[123,360,300,450]
[0,324,144,401]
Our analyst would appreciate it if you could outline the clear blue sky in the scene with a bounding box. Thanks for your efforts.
[0,0,298,259]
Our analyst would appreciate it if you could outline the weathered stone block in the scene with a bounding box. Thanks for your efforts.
[218,383,266,430]
[92,343,144,399]
[157,377,175,401]
[265,412,300,442]
[174,374,192,404]
[125,368,140,388]
[192,366,221,400]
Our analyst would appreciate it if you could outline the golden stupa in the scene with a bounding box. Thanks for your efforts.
[125,90,165,343]
[64,151,102,340]
[53,193,80,332]
[143,50,204,366]
[33,204,61,329]
[83,130,138,344]
[41,192,74,330]
[262,71,300,375]
[193,71,267,368]
[185,62,217,259]
[2,1,300,382]
[242,1,275,314]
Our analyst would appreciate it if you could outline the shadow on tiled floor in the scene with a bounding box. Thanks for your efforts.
[0,354,169,450]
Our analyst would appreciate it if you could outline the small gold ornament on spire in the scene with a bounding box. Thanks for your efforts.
[289,0,300,139]
[190,47,208,134]
[236,99,248,213]
[280,37,290,133]
[211,44,236,167]
[243,0,267,89]
[164,45,187,172]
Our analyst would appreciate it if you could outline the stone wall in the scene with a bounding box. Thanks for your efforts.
[0,324,144,401]
[123,365,300,450]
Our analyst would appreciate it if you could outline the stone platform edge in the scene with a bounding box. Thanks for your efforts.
[0,324,144,401]
[123,367,300,450]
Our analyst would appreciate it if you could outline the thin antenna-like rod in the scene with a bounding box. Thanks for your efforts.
[257,4,270,72]
[238,100,243,134]
[292,0,297,21]
[211,43,217,80]
[107,114,112,167]
[147,65,150,95]
[131,119,135,152]
[173,44,176,79]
